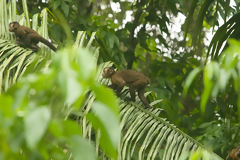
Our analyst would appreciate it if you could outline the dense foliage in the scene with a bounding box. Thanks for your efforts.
[1,0,240,159]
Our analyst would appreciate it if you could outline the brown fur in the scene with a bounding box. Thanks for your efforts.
[102,67,151,108]
[9,21,56,52]
[226,146,240,160]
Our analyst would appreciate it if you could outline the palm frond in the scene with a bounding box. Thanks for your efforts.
[0,0,57,92]
[119,102,222,160]
[0,0,225,159]
[0,40,36,92]
[73,61,223,160]
[207,12,240,59]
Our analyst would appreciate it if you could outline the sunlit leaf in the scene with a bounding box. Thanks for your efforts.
[146,37,157,51]
[0,95,13,117]
[183,67,202,96]
[87,101,120,159]
[93,85,119,116]
[69,135,97,160]
[200,63,216,113]
[24,107,51,149]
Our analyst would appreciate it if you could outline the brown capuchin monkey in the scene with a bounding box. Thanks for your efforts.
[227,146,240,160]
[102,67,151,108]
[9,21,57,52]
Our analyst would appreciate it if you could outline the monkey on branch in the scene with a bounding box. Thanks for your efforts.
[102,67,151,108]
[9,21,57,52]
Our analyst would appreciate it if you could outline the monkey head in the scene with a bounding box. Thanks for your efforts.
[102,67,115,78]
[9,21,20,32]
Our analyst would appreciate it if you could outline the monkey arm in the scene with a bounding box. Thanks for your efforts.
[106,84,123,97]
[108,84,116,89]
[129,87,136,101]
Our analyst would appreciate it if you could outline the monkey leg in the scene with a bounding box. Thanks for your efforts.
[23,34,39,51]
[112,78,125,96]
[108,84,118,90]
[138,89,151,108]
[129,87,136,101]
[115,86,123,96]
[107,84,122,97]
[16,40,26,47]
[30,44,40,52]
[130,79,146,102]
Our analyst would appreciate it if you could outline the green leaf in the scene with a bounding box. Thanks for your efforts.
[61,1,69,16]
[183,67,202,96]
[0,95,13,117]
[65,76,83,106]
[63,120,82,137]
[76,48,97,81]
[12,84,29,110]
[218,69,231,91]
[87,101,120,159]
[24,107,51,149]
[93,85,119,116]
[49,119,63,138]
[53,0,62,9]
[146,37,157,51]
[190,149,203,160]
[69,135,97,160]
[105,32,119,49]
[49,119,82,138]
[200,63,216,113]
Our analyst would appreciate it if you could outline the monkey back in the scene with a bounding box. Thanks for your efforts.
[115,70,150,85]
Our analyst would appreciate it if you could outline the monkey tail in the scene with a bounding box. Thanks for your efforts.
[39,37,57,52]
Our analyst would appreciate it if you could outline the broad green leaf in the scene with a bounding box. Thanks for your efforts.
[200,63,216,113]
[63,120,82,137]
[49,119,64,138]
[87,101,120,159]
[69,135,97,160]
[0,95,13,117]
[61,1,69,16]
[65,76,83,106]
[218,69,231,91]
[49,119,82,138]
[93,85,119,116]
[24,107,51,149]
[77,48,97,81]
[53,0,61,9]
[12,84,29,110]
[183,67,202,96]
[92,102,120,147]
